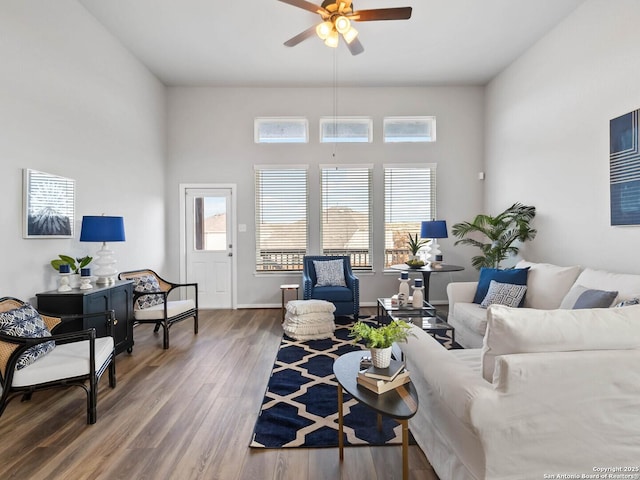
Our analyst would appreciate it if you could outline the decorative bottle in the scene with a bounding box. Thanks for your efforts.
[398,271,410,307]
[412,278,424,309]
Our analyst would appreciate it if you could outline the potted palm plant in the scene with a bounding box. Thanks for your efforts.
[349,319,414,368]
[451,203,537,270]
[405,232,430,268]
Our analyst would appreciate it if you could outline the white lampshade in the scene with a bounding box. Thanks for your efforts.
[324,30,339,48]
[316,21,333,40]
[334,15,351,34]
[343,26,358,44]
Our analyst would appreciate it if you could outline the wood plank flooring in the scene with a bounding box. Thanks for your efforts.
[0,307,439,480]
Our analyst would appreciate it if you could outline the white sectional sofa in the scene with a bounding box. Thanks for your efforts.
[447,260,640,348]
[400,303,640,480]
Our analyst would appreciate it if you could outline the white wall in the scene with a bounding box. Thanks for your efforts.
[485,0,640,273]
[0,1,167,302]
[166,86,485,306]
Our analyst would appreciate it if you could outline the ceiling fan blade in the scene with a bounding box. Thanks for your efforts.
[344,36,364,56]
[350,7,412,21]
[278,0,328,15]
[284,25,318,47]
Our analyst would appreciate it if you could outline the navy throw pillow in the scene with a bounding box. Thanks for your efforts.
[472,267,530,304]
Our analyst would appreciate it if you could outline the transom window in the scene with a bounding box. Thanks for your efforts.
[319,117,373,143]
[254,117,309,144]
[383,116,436,143]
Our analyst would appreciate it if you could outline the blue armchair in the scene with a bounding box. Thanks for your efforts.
[302,256,359,319]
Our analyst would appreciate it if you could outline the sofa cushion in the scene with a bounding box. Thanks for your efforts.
[452,302,489,336]
[472,267,529,304]
[481,304,640,382]
[313,259,346,287]
[0,304,55,370]
[133,299,196,321]
[515,260,582,309]
[11,337,113,388]
[311,286,353,302]
[559,284,618,309]
[570,267,640,305]
[480,281,527,308]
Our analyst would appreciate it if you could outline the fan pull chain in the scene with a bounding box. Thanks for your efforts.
[332,48,338,158]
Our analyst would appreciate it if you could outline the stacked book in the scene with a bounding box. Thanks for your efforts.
[357,359,410,394]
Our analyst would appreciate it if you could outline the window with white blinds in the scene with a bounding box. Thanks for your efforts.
[255,166,308,271]
[384,165,437,268]
[320,165,372,270]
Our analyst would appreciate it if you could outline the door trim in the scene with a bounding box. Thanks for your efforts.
[179,183,238,309]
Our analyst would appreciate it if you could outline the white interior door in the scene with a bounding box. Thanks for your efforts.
[185,188,233,308]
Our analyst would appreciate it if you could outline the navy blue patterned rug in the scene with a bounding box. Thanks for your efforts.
[250,315,456,448]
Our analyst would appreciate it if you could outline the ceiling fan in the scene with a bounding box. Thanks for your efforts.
[279,0,412,56]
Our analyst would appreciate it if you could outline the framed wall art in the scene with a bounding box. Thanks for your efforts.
[610,108,640,226]
[23,169,75,238]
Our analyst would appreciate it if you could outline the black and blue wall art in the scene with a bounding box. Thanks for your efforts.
[610,108,640,225]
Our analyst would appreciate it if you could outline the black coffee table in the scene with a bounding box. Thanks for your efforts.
[333,351,419,480]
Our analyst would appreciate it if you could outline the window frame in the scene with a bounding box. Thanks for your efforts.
[254,165,309,272]
[319,164,373,270]
[319,117,373,143]
[254,117,309,144]
[383,116,437,143]
[383,164,438,268]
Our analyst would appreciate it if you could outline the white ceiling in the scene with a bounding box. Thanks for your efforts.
[78,0,586,87]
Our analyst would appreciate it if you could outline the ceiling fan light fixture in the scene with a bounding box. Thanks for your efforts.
[316,21,333,40]
[342,26,358,44]
[334,15,351,34]
[324,29,339,48]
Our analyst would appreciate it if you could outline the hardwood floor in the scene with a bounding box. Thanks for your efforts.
[0,307,439,480]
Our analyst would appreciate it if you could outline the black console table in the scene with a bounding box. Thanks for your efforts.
[36,280,134,355]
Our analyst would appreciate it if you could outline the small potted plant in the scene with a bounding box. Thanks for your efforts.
[406,232,429,268]
[349,319,414,368]
[50,255,93,288]
[51,254,93,274]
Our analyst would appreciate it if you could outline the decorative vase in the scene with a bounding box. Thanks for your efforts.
[412,278,424,308]
[398,271,410,307]
[370,346,393,368]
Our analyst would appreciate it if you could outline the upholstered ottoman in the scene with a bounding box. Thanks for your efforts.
[282,300,336,341]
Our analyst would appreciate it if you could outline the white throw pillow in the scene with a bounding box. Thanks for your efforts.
[571,268,640,305]
[515,260,582,309]
[313,259,347,287]
[481,304,640,382]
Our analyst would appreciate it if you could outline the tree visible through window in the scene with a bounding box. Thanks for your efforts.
[320,165,372,269]
[384,165,437,267]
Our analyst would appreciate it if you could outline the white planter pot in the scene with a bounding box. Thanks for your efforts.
[69,274,81,289]
[370,346,393,369]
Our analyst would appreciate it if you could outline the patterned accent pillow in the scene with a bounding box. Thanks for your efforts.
[313,259,347,287]
[0,304,55,370]
[132,275,165,310]
[614,297,640,308]
[481,280,528,309]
